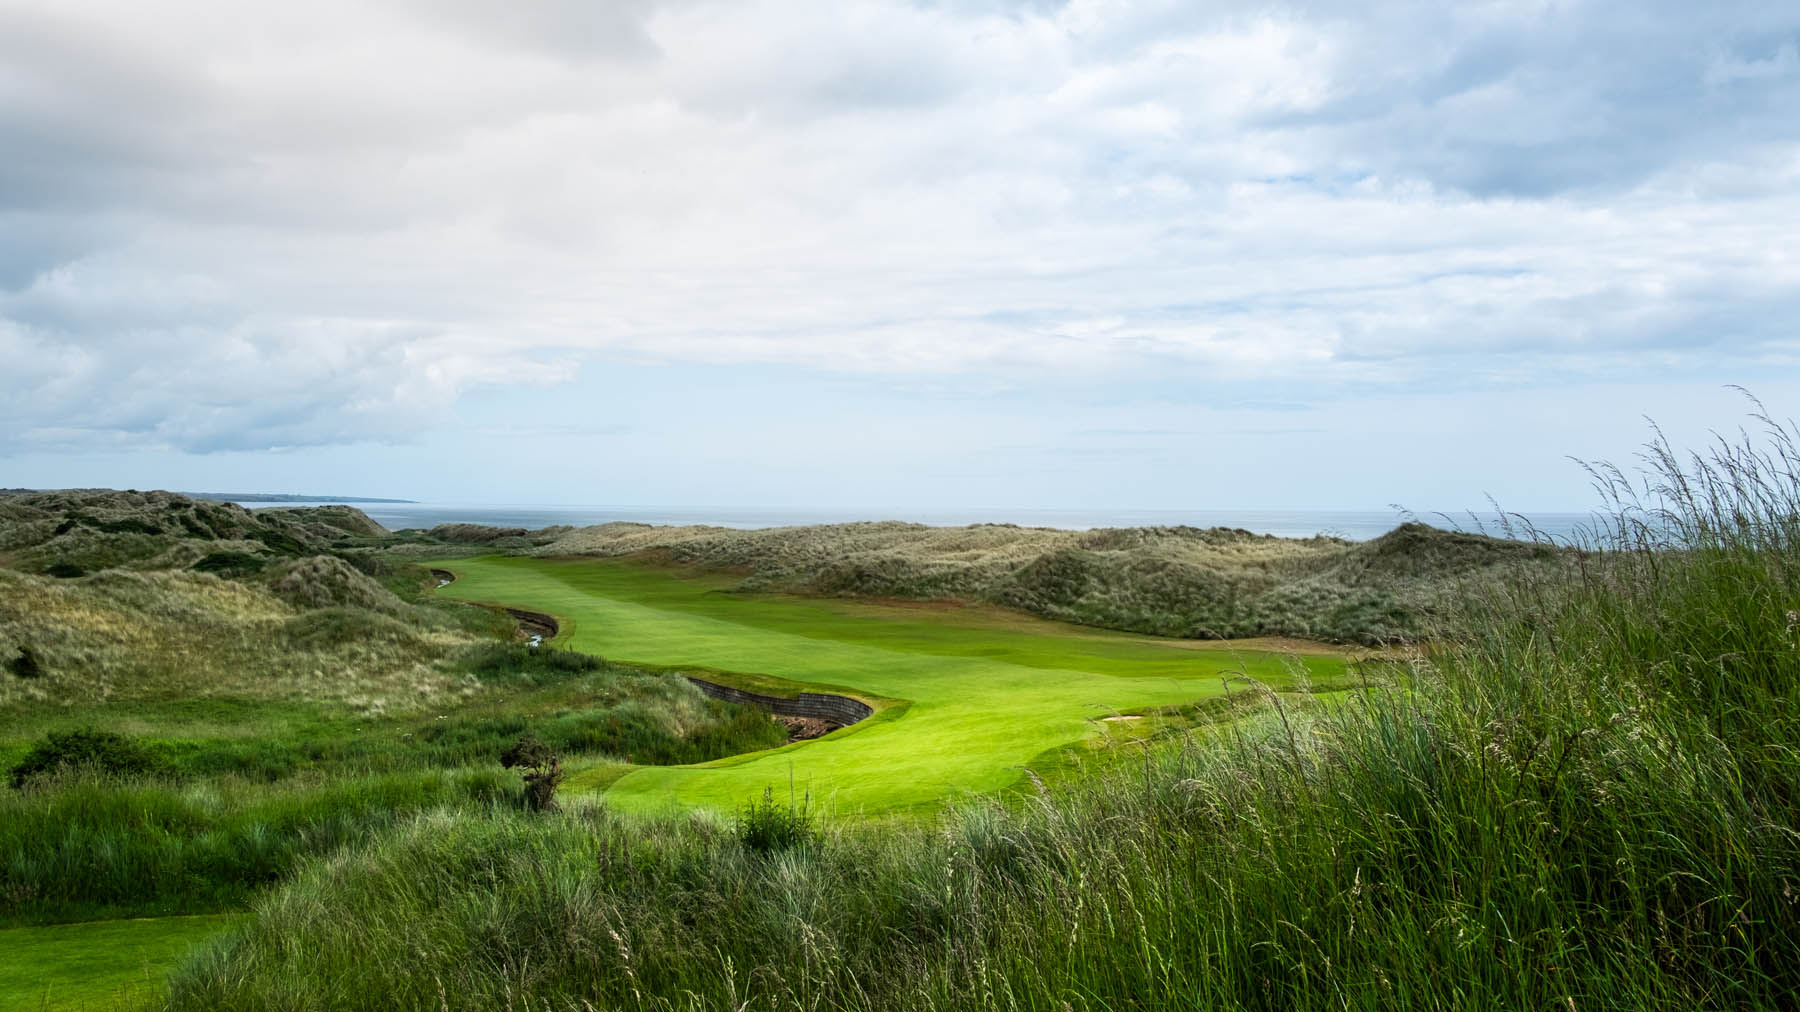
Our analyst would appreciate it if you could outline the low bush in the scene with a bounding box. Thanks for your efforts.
[250,529,307,556]
[192,551,267,577]
[464,642,603,685]
[91,516,164,536]
[736,784,817,853]
[4,646,40,680]
[9,728,167,788]
[499,736,562,812]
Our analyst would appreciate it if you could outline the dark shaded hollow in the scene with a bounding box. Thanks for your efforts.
[684,676,873,739]
[507,609,559,640]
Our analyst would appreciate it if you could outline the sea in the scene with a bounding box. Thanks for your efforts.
[235,502,1603,544]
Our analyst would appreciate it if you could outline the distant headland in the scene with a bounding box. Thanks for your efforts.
[0,488,414,503]
[184,492,419,504]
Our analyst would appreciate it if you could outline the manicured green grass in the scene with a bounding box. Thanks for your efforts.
[430,556,1356,814]
[0,914,236,1011]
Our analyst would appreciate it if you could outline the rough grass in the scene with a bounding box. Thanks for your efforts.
[0,495,792,769]
[0,494,790,932]
[0,769,514,925]
[0,490,504,714]
[0,567,473,712]
[0,655,786,927]
[6,488,1564,647]
[0,490,386,575]
[164,415,1800,1012]
[264,555,414,616]
[0,651,786,790]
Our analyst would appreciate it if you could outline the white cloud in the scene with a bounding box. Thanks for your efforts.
[2,0,1797,453]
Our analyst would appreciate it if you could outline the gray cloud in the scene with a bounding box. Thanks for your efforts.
[1259,1,1800,197]
[1,0,1797,455]
[404,0,662,64]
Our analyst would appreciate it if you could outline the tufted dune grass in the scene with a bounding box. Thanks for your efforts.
[410,514,1562,645]
[164,415,1800,1010]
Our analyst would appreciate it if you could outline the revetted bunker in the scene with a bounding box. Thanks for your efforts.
[683,676,874,737]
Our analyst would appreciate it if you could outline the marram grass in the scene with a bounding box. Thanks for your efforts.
[433,514,1561,645]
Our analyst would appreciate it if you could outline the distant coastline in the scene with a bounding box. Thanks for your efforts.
[188,492,419,504]
[234,500,1598,543]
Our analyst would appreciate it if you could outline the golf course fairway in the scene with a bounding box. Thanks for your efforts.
[431,555,1355,814]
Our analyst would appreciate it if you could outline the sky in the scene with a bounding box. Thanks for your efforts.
[3,0,1798,513]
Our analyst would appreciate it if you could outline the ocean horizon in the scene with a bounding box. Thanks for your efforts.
[237,501,1602,543]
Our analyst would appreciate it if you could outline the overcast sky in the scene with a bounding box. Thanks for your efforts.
[3,0,1798,513]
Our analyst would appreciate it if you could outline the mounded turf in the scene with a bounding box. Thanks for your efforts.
[430,555,1355,814]
[0,915,237,1011]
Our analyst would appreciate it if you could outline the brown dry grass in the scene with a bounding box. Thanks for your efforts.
[0,568,478,712]
[528,520,1558,644]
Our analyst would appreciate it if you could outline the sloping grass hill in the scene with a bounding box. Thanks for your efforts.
[0,488,386,577]
[428,518,1564,644]
[0,491,482,713]
[0,492,788,930]
[0,490,789,735]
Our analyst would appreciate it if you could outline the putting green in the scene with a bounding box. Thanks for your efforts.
[0,915,237,1011]
[432,556,1351,814]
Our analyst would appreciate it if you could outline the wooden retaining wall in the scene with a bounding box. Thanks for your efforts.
[684,677,874,727]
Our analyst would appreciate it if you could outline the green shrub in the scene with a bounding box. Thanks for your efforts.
[735,785,817,853]
[6,646,42,680]
[192,551,267,577]
[250,528,307,556]
[464,642,602,685]
[334,551,393,579]
[43,561,85,579]
[499,736,562,812]
[176,512,215,539]
[9,728,168,788]
[92,517,163,535]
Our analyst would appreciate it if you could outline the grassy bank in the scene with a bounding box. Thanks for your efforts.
[168,421,1800,1010]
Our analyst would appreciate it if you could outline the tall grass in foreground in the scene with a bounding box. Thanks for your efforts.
[0,768,513,925]
[167,421,1800,1010]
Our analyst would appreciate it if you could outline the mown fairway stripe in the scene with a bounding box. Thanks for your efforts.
[433,556,1343,814]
